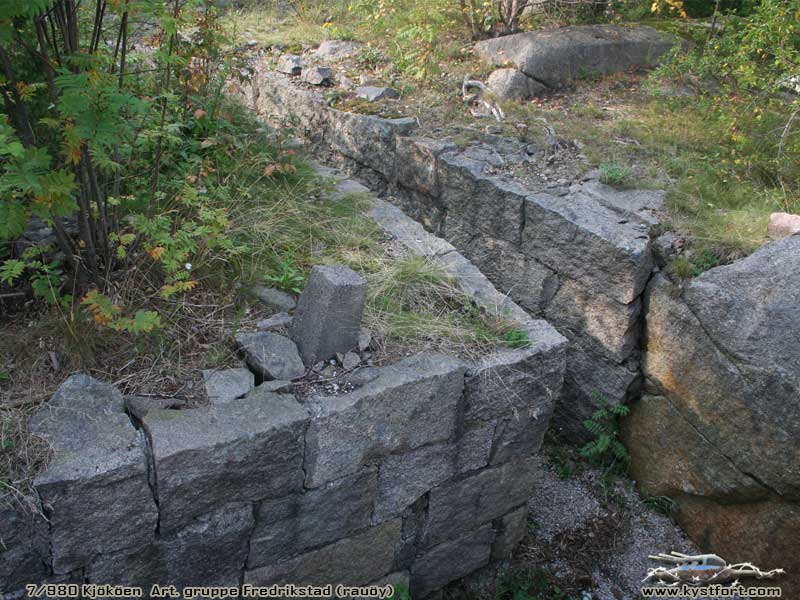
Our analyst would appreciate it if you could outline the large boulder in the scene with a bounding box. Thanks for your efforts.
[625,234,800,596]
[474,25,681,88]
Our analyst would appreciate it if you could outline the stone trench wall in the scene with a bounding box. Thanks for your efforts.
[236,67,662,439]
[233,65,800,595]
[1,199,568,600]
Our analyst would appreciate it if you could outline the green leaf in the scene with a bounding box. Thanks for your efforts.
[0,202,27,240]
[131,310,162,333]
[0,259,25,284]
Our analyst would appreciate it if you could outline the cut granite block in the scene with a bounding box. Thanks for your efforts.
[143,393,308,533]
[30,374,158,574]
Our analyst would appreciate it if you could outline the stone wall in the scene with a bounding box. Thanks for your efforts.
[234,67,663,438]
[1,201,567,599]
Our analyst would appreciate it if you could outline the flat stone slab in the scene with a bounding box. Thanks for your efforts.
[474,25,680,87]
[202,368,254,405]
[30,374,158,574]
[370,199,456,258]
[143,393,309,532]
[235,331,306,381]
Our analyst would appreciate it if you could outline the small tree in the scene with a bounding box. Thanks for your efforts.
[0,0,190,288]
[457,0,534,39]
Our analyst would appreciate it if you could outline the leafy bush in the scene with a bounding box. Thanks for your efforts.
[655,0,800,190]
[264,259,305,294]
[0,1,250,332]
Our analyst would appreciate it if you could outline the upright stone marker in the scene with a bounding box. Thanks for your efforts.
[291,265,367,365]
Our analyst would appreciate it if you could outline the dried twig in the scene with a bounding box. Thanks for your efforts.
[462,78,505,122]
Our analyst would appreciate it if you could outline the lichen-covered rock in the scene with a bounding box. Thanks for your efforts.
[30,374,158,574]
[623,395,767,502]
[627,237,800,597]
[644,253,800,498]
[202,368,254,405]
[143,393,309,533]
[667,496,800,599]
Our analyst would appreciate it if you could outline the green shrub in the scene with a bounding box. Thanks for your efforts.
[579,396,630,473]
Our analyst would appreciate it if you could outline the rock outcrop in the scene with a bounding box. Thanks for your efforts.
[624,234,800,596]
[474,25,681,95]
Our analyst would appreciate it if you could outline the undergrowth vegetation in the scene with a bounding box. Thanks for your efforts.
[230,0,799,268]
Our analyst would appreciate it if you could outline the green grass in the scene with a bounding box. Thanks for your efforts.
[207,104,526,359]
[511,87,796,261]
[599,161,634,187]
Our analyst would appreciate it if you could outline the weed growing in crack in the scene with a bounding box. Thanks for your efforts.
[580,395,630,476]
